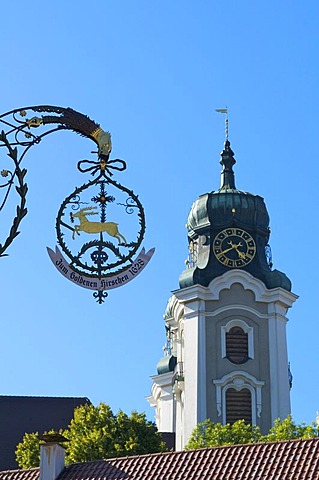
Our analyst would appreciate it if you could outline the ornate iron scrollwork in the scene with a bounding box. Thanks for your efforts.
[0,106,154,303]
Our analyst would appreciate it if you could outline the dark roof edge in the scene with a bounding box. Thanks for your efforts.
[0,395,91,401]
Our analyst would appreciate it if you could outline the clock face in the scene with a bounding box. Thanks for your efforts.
[213,228,256,268]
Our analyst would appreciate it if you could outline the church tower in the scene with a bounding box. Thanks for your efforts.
[148,136,298,450]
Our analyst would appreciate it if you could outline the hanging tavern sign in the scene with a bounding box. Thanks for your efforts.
[0,105,154,303]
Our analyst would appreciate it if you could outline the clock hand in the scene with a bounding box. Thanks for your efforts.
[219,246,235,255]
[234,246,246,259]
[218,241,238,256]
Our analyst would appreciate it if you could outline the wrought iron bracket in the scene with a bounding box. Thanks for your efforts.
[0,106,153,303]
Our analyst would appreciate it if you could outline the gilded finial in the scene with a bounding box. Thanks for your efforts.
[215,107,228,140]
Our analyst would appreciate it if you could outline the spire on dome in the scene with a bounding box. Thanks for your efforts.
[215,107,236,190]
[219,139,236,190]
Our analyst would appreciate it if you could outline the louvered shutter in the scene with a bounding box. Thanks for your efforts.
[226,388,252,424]
[226,326,249,364]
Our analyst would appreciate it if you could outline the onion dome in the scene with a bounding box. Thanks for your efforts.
[187,141,270,237]
[157,354,177,375]
[180,140,291,291]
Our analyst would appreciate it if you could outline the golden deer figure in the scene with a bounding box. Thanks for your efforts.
[71,206,127,244]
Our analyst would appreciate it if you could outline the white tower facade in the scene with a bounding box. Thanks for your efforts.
[148,140,297,449]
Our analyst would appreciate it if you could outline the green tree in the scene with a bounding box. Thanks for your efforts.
[185,415,319,450]
[112,409,166,457]
[15,432,40,469]
[185,419,261,449]
[262,415,319,442]
[64,403,117,462]
[16,403,165,468]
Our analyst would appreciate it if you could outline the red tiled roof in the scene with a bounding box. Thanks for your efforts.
[1,437,319,480]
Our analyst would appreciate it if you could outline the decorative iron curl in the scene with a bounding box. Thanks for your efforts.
[117,197,138,214]
[93,290,108,304]
[0,169,14,189]
[69,194,89,211]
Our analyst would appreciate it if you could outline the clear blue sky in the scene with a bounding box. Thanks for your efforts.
[0,1,318,426]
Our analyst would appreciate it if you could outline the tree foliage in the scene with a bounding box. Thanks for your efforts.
[16,403,165,468]
[15,432,40,469]
[65,404,165,463]
[185,419,261,449]
[265,415,319,442]
[185,415,319,450]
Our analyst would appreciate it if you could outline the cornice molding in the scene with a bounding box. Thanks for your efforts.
[206,304,269,319]
[173,270,298,309]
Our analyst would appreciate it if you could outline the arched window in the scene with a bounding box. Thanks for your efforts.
[214,371,264,425]
[226,387,252,424]
[226,326,249,364]
[221,319,254,362]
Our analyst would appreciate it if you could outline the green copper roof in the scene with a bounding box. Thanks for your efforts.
[157,355,177,375]
[187,190,270,237]
[187,140,270,236]
[180,139,292,292]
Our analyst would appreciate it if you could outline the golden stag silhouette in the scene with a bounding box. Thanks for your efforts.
[71,206,127,244]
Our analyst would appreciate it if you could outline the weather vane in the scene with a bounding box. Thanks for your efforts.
[215,107,228,139]
[0,105,154,303]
